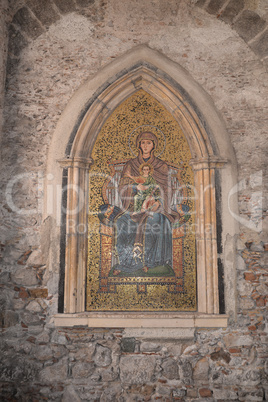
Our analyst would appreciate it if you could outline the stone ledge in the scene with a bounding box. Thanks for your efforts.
[123,327,196,339]
[53,313,228,329]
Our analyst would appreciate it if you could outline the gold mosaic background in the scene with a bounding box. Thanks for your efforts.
[86,89,196,311]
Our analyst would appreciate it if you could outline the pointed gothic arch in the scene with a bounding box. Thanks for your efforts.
[47,46,238,327]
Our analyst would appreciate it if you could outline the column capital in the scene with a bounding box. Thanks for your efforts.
[57,157,93,170]
[189,157,228,170]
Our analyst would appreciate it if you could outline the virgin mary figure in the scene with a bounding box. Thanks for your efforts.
[110,131,180,277]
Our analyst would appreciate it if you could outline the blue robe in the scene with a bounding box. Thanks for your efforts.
[111,151,178,276]
[114,211,172,274]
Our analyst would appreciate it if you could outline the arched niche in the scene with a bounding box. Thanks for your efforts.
[47,46,238,327]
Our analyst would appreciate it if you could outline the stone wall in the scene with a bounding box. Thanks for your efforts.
[0,0,267,401]
[0,0,10,147]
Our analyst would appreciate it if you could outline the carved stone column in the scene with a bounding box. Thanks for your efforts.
[58,157,93,313]
[190,158,227,314]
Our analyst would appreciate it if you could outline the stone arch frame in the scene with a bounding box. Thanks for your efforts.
[47,46,238,327]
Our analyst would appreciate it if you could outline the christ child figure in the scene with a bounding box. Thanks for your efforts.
[126,163,161,214]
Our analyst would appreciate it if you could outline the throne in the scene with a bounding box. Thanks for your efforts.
[98,160,190,294]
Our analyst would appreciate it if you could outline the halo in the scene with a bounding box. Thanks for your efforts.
[128,125,166,157]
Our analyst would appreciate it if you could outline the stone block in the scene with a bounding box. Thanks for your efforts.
[21,311,42,326]
[123,327,195,339]
[251,29,268,59]
[26,249,45,267]
[206,0,227,15]
[234,11,266,43]
[220,0,244,24]
[0,310,19,328]
[237,279,252,296]
[241,369,261,386]
[13,298,27,309]
[26,0,60,26]
[120,355,156,384]
[173,387,186,397]
[255,296,266,307]
[93,344,112,367]
[26,300,43,312]
[164,343,183,357]
[51,344,67,358]
[33,345,53,361]
[98,365,119,381]
[121,337,136,352]
[0,288,14,309]
[161,358,179,380]
[183,344,198,355]
[72,361,95,378]
[100,384,122,402]
[51,330,68,345]
[239,297,255,309]
[193,357,209,381]
[156,384,171,397]
[62,385,81,402]
[223,334,253,347]
[140,341,161,353]
[180,359,192,377]
[12,7,44,39]
[0,356,41,382]
[186,388,198,398]
[213,388,238,400]
[73,344,95,362]
[72,385,101,400]
[12,267,39,286]
[36,331,50,344]
[39,357,68,382]
[256,283,267,295]
[0,271,10,284]
[53,0,77,14]
[239,391,264,401]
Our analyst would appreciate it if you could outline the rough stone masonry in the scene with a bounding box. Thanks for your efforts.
[0,0,267,401]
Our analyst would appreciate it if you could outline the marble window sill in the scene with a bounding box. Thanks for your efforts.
[53,313,228,331]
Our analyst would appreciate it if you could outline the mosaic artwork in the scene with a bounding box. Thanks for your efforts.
[86,90,196,311]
